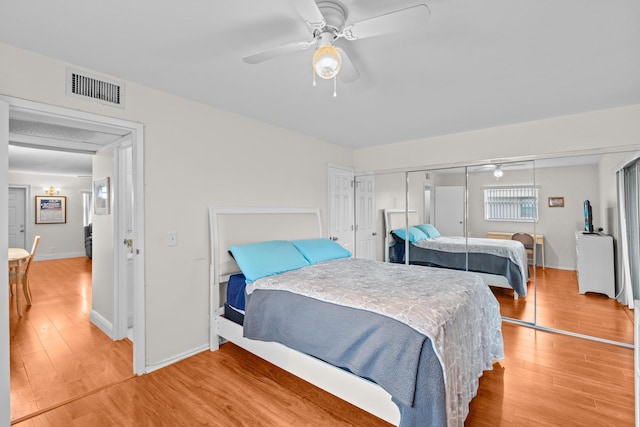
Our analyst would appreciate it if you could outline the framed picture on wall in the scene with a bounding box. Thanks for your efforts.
[35,196,67,224]
[548,196,564,208]
[93,177,110,215]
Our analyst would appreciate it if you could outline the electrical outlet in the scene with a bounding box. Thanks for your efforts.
[167,231,177,246]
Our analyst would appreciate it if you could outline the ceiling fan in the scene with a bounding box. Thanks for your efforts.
[472,162,531,178]
[242,1,431,88]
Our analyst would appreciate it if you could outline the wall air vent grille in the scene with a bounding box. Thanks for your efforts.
[66,69,125,108]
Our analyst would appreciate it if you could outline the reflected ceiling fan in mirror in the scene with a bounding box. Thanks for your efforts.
[242,0,431,96]
[471,162,530,179]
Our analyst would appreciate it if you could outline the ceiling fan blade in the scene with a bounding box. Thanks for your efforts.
[242,40,314,64]
[337,48,359,83]
[292,0,326,30]
[342,4,431,41]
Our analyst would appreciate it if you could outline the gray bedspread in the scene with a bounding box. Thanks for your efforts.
[391,236,528,297]
[243,258,504,427]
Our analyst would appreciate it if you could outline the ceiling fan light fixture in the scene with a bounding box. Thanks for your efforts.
[312,44,342,79]
[493,167,504,178]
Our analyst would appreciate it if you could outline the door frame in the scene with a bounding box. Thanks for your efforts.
[0,96,146,377]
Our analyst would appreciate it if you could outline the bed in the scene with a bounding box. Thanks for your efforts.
[384,209,529,299]
[209,207,504,427]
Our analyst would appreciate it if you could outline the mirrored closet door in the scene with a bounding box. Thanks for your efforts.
[533,152,634,345]
[466,160,536,325]
[354,148,637,347]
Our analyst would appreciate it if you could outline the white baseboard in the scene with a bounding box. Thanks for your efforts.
[35,251,87,261]
[90,310,113,339]
[145,343,209,374]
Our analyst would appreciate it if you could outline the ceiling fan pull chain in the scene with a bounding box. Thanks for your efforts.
[333,76,337,98]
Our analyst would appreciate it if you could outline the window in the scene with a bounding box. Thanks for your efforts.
[82,191,93,226]
[484,186,538,222]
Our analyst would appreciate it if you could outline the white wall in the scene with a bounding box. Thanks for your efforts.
[91,146,114,328]
[8,172,91,259]
[354,105,640,173]
[0,42,353,367]
[598,152,629,238]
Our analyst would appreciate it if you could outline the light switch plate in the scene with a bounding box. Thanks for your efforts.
[167,231,177,246]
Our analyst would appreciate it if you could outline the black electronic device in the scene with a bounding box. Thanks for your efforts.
[583,200,595,234]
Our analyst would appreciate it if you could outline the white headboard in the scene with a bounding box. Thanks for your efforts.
[383,208,420,236]
[209,207,322,282]
[383,208,420,262]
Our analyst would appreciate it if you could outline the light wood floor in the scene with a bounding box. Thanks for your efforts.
[9,257,133,424]
[492,266,634,344]
[9,259,635,425]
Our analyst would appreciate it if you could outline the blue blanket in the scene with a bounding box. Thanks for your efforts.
[243,289,447,427]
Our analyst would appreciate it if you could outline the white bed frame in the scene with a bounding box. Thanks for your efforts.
[208,207,400,425]
[383,208,517,298]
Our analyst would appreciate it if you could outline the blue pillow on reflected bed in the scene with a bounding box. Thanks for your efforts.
[291,238,352,264]
[414,223,441,238]
[392,226,428,242]
[228,240,310,283]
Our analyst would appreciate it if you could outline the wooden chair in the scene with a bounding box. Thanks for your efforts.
[9,236,41,309]
[511,232,535,265]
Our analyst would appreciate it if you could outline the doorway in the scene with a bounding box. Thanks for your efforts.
[1,96,146,422]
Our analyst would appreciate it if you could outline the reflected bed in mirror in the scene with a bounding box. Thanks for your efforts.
[383,208,530,299]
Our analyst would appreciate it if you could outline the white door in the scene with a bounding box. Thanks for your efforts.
[434,186,464,236]
[355,176,376,260]
[115,139,135,340]
[328,165,354,253]
[424,185,434,224]
[8,187,26,249]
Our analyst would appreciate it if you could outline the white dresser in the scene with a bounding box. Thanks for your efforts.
[575,232,614,298]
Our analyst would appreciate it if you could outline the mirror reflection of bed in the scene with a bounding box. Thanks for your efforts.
[383,208,529,302]
[359,152,635,346]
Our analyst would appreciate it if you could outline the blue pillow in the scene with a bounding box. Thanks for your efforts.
[392,226,428,242]
[228,240,310,282]
[415,224,441,238]
[291,238,352,264]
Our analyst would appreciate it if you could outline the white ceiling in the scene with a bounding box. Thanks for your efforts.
[1,0,639,153]
[7,115,128,177]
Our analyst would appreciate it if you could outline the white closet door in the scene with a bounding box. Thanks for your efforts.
[434,186,464,236]
[328,165,354,253]
[355,175,376,260]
